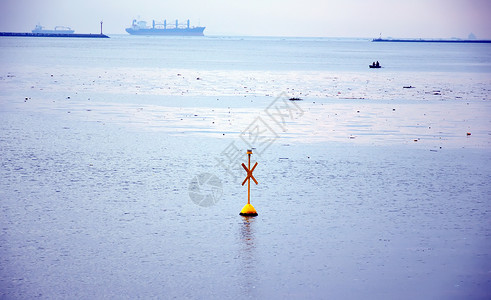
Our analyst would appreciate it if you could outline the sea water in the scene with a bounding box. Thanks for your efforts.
[1,35,491,72]
[1,35,490,299]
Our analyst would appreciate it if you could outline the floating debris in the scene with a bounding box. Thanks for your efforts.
[289,97,302,101]
[403,86,415,88]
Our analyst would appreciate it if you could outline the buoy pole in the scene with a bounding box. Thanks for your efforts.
[247,151,251,205]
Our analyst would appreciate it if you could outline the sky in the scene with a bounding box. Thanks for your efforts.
[0,0,490,38]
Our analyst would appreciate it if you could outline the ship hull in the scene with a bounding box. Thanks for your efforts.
[125,27,205,36]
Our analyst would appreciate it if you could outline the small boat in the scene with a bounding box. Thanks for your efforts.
[369,61,381,68]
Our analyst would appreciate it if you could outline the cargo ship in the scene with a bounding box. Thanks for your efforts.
[125,19,205,36]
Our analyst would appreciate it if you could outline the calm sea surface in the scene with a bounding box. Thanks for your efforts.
[1,35,491,73]
[1,35,490,299]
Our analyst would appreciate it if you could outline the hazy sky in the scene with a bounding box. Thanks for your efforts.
[1,0,490,38]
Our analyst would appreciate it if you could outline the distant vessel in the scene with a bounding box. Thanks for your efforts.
[125,19,205,36]
[32,24,75,34]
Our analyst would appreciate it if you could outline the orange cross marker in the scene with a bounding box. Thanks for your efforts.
[239,149,259,216]
[241,162,258,186]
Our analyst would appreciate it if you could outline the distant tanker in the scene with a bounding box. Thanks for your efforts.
[32,24,75,34]
[125,19,205,36]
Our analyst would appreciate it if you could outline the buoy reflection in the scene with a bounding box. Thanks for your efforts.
[238,216,257,294]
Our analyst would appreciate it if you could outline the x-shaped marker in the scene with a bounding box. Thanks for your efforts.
[241,162,258,186]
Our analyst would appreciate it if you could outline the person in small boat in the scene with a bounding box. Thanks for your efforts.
[375,61,380,67]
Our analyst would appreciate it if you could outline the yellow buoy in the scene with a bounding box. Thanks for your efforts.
[240,203,258,217]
